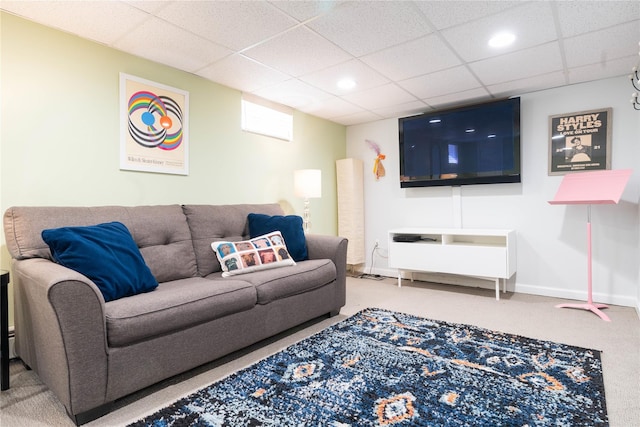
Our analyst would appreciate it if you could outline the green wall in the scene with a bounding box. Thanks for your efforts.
[0,13,346,324]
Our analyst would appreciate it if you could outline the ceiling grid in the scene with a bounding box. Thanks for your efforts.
[2,0,638,125]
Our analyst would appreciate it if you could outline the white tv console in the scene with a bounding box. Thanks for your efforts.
[388,228,516,300]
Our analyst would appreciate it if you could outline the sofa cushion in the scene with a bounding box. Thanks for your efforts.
[105,277,257,347]
[3,205,198,282]
[212,231,296,277]
[248,213,308,261]
[182,204,285,276]
[42,221,158,302]
[126,205,198,283]
[237,259,336,305]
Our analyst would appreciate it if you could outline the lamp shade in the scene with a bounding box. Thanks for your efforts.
[294,169,322,198]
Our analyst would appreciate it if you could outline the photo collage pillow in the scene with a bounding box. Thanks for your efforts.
[211,231,296,277]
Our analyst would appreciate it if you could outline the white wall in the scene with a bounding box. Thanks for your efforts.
[347,77,639,307]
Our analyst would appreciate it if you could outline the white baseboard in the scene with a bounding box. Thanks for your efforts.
[9,334,16,359]
[364,266,638,310]
[514,283,637,308]
[366,268,508,291]
[4,326,17,359]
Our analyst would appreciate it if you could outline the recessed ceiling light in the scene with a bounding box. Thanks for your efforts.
[337,78,356,90]
[488,32,516,48]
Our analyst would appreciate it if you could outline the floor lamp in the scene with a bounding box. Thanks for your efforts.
[294,169,321,233]
[548,169,632,322]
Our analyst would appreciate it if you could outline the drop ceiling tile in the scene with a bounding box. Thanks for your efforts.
[156,1,298,51]
[300,59,390,95]
[343,83,417,111]
[566,55,637,85]
[307,1,431,57]
[486,71,566,98]
[470,43,564,86]
[196,54,290,93]
[114,18,232,73]
[124,1,171,15]
[360,34,462,81]
[252,79,334,110]
[440,2,557,62]
[242,26,352,77]
[563,21,640,69]
[556,1,640,37]
[373,100,429,119]
[268,0,344,22]
[398,66,482,100]
[298,95,363,118]
[331,111,383,126]
[413,1,523,30]
[424,88,492,110]
[1,1,149,45]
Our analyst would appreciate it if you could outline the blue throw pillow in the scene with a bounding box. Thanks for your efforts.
[41,221,158,302]
[248,213,308,261]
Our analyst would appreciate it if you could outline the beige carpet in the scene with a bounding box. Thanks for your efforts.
[1,276,639,426]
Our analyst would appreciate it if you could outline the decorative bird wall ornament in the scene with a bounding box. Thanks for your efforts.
[366,139,386,180]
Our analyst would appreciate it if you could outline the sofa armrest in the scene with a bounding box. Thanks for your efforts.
[305,234,348,308]
[12,258,109,415]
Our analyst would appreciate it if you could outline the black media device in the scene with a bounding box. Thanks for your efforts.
[398,97,521,188]
[392,235,422,243]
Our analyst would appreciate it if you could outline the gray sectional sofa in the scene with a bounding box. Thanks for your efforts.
[3,203,347,425]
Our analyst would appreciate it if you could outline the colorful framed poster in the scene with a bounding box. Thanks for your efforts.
[120,73,189,175]
[548,108,612,175]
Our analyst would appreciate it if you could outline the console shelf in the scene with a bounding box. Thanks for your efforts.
[388,228,516,300]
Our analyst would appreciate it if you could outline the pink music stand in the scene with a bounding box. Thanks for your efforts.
[548,169,632,321]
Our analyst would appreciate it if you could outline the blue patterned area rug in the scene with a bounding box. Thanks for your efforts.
[129,308,607,426]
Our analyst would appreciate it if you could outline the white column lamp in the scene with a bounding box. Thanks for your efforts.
[294,169,322,233]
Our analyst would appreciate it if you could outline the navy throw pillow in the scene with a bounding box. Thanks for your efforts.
[42,221,158,302]
[248,213,308,261]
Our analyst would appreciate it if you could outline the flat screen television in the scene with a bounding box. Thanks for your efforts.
[399,97,521,188]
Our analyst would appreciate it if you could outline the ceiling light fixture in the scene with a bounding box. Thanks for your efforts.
[488,31,516,48]
[337,78,356,91]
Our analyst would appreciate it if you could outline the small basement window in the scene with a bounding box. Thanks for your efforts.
[241,94,293,141]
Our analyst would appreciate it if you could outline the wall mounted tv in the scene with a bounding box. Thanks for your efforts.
[399,97,521,188]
